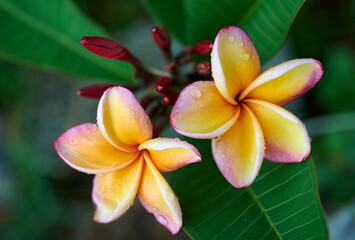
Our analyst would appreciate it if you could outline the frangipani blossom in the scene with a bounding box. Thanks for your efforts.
[54,86,201,234]
[171,26,323,188]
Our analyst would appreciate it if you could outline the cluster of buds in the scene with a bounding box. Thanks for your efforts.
[154,77,178,106]
[77,26,214,136]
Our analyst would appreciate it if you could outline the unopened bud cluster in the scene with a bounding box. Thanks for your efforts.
[77,26,213,136]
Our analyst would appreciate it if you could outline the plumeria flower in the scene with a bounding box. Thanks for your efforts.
[170,26,323,188]
[54,86,201,234]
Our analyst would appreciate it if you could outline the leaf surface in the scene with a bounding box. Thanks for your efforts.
[143,0,306,63]
[0,0,134,83]
[170,139,328,239]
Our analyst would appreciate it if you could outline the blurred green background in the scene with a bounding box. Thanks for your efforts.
[0,0,354,239]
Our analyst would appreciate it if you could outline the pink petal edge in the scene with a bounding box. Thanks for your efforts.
[97,86,153,152]
[211,26,261,105]
[54,123,137,174]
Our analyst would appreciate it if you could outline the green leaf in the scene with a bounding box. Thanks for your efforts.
[170,139,328,239]
[142,0,306,63]
[0,0,134,84]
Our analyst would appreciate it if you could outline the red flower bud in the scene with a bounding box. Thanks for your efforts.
[77,84,114,99]
[194,40,213,55]
[155,76,173,93]
[81,36,131,60]
[81,36,142,69]
[151,26,170,50]
[196,61,211,75]
[167,62,178,73]
[163,91,179,106]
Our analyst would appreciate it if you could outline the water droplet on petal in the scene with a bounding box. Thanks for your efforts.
[156,215,168,225]
[222,154,226,158]
[167,193,174,201]
[162,185,169,192]
[69,138,76,145]
[267,71,272,76]
[189,88,202,99]
[228,35,235,43]
[240,52,249,61]
[237,42,243,48]
[284,64,289,68]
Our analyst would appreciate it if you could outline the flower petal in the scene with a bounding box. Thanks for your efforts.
[137,152,182,234]
[92,156,143,223]
[239,59,323,106]
[54,123,139,174]
[211,26,261,104]
[212,104,264,188]
[97,86,153,152]
[245,99,310,163]
[138,138,201,172]
[171,81,240,139]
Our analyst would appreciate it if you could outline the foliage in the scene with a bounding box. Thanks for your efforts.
[143,0,306,63]
[0,0,134,83]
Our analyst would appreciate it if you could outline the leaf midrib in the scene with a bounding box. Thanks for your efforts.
[0,0,130,77]
[247,187,282,240]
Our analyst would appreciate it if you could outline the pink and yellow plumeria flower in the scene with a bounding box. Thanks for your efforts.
[171,26,323,188]
[54,86,201,234]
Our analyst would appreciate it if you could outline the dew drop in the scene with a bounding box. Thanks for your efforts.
[154,141,159,147]
[237,42,243,48]
[162,185,169,192]
[267,71,272,76]
[284,64,289,68]
[167,193,174,201]
[240,52,249,61]
[69,138,76,145]
[222,154,226,158]
[157,215,168,225]
[190,88,202,99]
[228,35,235,43]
